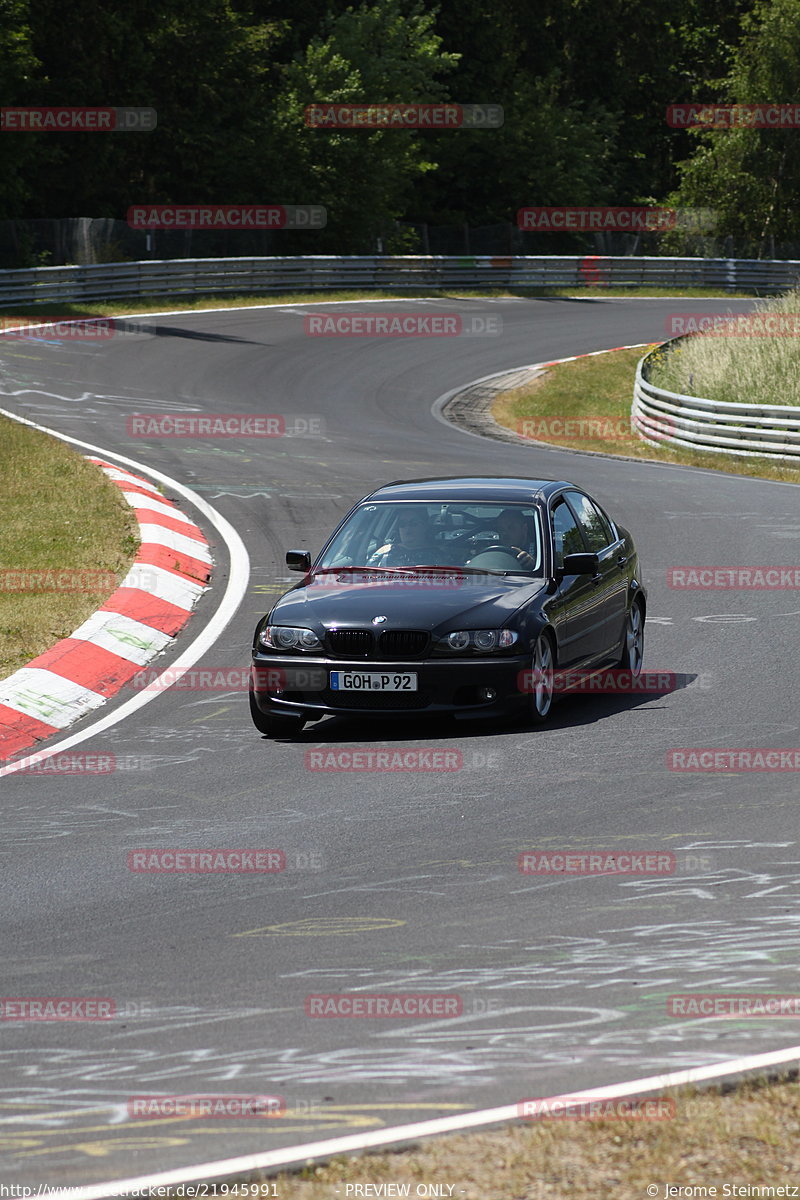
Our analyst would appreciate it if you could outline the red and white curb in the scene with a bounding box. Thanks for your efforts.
[535,340,657,368]
[0,457,212,762]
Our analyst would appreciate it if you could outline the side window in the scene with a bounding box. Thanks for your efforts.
[551,499,585,569]
[565,491,614,553]
[593,501,618,545]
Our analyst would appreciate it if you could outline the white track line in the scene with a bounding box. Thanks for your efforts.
[3,305,797,1194]
[0,406,250,778]
[45,1042,800,1199]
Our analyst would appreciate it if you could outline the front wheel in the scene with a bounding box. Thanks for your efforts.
[619,599,644,676]
[249,689,306,738]
[528,632,555,723]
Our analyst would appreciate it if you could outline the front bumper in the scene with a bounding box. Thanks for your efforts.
[250,652,530,720]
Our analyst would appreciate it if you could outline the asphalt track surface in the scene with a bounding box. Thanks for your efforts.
[1,296,798,1187]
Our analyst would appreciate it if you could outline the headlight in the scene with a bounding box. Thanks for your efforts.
[438,629,518,653]
[445,630,470,650]
[259,625,321,651]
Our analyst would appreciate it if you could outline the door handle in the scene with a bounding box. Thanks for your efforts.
[590,572,602,585]
[617,555,628,567]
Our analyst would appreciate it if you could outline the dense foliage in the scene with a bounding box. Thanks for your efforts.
[3,0,797,252]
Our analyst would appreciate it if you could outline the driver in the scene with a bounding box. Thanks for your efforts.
[371,507,437,566]
[496,508,536,569]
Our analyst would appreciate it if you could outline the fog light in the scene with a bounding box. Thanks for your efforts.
[480,687,497,701]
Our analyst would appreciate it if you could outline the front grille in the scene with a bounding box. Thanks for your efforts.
[378,630,429,658]
[327,629,373,658]
[323,689,429,710]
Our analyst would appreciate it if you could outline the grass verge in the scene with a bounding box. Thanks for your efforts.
[0,284,765,323]
[491,346,800,484]
[158,1075,800,1198]
[0,415,139,677]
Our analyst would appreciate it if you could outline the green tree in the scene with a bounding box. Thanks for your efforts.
[669,0,800,243]
[266,0,459,250]
[0,0,42,214]
[10,0,281,217]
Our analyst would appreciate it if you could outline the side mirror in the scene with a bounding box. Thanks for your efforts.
[286,550,312,572]
[560,552,600,576]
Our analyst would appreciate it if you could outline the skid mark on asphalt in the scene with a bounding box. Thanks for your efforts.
[234,917,406,937]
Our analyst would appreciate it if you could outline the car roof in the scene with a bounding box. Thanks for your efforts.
[363,477,572,504]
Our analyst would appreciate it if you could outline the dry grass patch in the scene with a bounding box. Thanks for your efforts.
[648,289,800,407]
[0,415,139,676]
[165,1076,800,1199]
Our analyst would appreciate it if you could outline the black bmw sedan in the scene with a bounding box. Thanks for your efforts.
[250,477,646,737]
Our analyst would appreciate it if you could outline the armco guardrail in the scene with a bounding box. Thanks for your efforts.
[632,341,800,461]
[1,254,800,308]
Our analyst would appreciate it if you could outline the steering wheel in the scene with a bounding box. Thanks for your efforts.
[473,543,520,555]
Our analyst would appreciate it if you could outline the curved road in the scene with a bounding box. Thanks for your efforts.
[1,296,798,1186]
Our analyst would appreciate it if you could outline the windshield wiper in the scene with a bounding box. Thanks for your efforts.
[311,564,531,579]
[311,565,417,576]
[395,564,512,577]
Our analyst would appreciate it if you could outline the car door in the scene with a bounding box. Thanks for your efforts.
[549,496,605,665]
[564,490,628,660]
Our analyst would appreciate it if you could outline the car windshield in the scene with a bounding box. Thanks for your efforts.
[316,501,543,575]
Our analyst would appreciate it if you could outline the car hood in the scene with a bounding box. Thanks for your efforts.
[271,573,546,632]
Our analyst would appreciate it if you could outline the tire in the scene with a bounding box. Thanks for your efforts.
[249,689,306,738]
[618,598,644,676]
[527,631,556,724]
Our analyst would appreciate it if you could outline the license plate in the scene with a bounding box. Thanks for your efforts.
[330,671,418,692]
